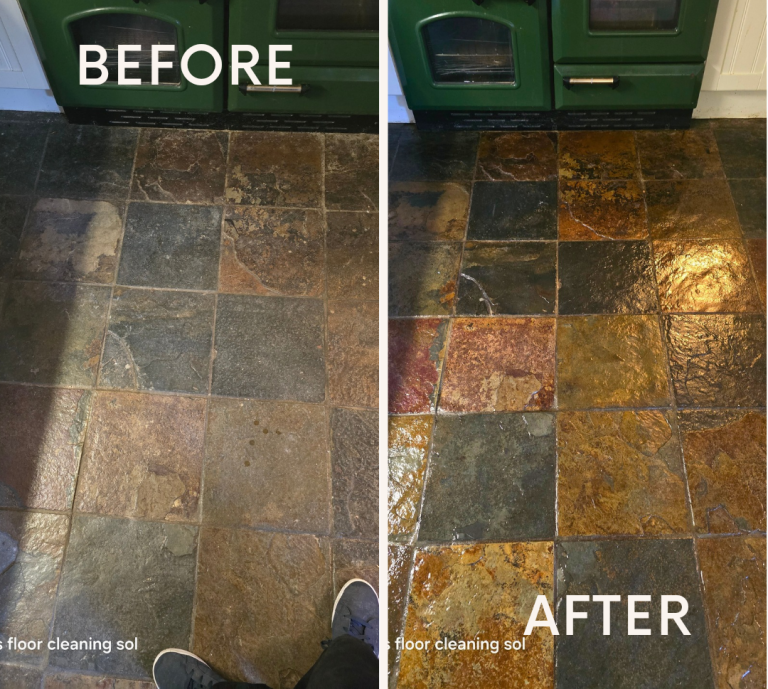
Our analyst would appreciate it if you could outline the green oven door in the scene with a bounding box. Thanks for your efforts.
[390,0,551,111]
[18,0,225,111]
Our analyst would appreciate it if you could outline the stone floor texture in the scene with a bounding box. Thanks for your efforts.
[388,121,766,689]
[0,111,378,688]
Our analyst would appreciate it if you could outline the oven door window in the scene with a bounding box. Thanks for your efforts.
[70,14,181,85]
[589,0,682,31]
[276,0,378,31]
[422,18,514,84]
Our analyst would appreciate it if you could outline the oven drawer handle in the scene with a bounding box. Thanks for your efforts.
[472,0,536,4]
[239,84,310,95]
[562,76,620,90]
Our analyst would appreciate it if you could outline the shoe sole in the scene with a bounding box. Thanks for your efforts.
[152,647,211,687]
[332,578,379,622]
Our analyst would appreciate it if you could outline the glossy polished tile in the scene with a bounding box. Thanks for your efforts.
[326,211,378,301]
[390,129,478,182]
[389,182,470,241]
[728,178,766,238]
[712,121,767,179]
[746,239,766,305]
[388,545,413,681]
[558,180,647,240]
[559,131,638,180]
[637,129,724,180]
[468,181,558,240]
[325,134,379,212]
[476,132,558,181]
[388,242,461,316]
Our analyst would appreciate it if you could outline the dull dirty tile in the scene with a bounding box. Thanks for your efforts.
[696,537,766,689]
[118,203,221,291]
[388,242,461,317]
[390,129,478,182]
[557,316,670,410]
[0,665,43,688]
[558,180,647,240]
[476,131,558,181]
[728,178,766,238]
[203,397,330,534]
[559,131,638,180]
[0,122,49,195]
[0,385,91,510]
[333,539,378,593]
[557,411,689,537]
[457,242,556,316]
[38,125,138,201]
[331,408,378,540]
[679,410,766,535]
[0,512,69,666]
[131,129,228,204]
[220,206,323,296]
[556,539,713,689]
[559,241,657,314]
[399,542,554,688]
[645,180,741,240]
[663,314,766,408]
[389,124,404,168]
[44,673,154,689]
[16,198,123,284]
[99,288,214,394]
[388,415,432,542]
[193,528,332,689]
[388,318,447,415]
[0,282,110,386]
[325,134,378,211]
[76,392,205,522]
[440,318,556,413]
[327,301,378,408]
[326,211,378,301]
[712,123,766,179]
[51,515,197,678]
[388,545,413,684]
[637,129,724,180]
[0,196,31,280]
[746,239,766,305]
[653,239,762,313]
[388,182,470,241]
[420,413,556,542]
[225,131,322,207]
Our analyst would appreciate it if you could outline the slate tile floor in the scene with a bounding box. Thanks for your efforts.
[0,113,378,689]
[388,121,766,689]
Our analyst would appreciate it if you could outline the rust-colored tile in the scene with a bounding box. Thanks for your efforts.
[398,542,554,688]
[45,674,154,689]
[746,239,766,306]
[76,392,205,522]
[325,134,378,212]
[557,411,689,537]
[559,131,638,180]
[326,211,378,301]
[328,301,378,408]
[332,539,378,593]
[439,318,555,413]
[388,415,432,542]
[680,410,766,535]
[637,129,724,180]
[697,537,766,689]
[388,544,413,685]
[558,180,647,240]
[388,318,448,414]
[389,182,470,241]
[476,132,558,181]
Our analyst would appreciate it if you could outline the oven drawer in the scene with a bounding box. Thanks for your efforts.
[554,63,705,110]
[552,0,719,64]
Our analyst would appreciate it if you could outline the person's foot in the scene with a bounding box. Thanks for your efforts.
[153,648,225,689]
[331,578,379,658]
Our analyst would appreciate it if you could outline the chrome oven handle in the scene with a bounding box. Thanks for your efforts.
[239,84,310,95]
[562,76,621,90]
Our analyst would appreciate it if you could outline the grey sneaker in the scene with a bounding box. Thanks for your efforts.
[153,648,225,689]
[331,579,379,658]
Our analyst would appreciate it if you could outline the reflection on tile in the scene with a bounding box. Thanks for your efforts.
[712,123,767,179]
[388,545,413,684]
[0,196,32,280]
[325,134,379,211]
[326,212,378,301]
[559,131,638,180]
[468,181,557,240]
[389,182,470,241]
[746,239,766,305]
[558,180,646,240]
[390,129,478,182]
[728,178,766,238]
[0,122,48,195]
[332,539,378,593]
[328,301,378,408]
[477,132,558,181]
[637,129,724,180]
[388,242,460,316]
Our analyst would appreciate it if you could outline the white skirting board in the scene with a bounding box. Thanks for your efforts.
[388,94,414,123]
[693,89,767,118]
[0,87,60,112]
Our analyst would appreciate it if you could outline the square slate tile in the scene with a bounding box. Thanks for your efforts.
[44,674,154,689]
[697,537,766,689]
[131,129,228,204]
[555,539,714,689]
[51,515,197,678]
[0,195,31,280]
[557,411,689,536]
[679,410,765,534]
[212,295,325,402]
[388,318,448,414]
[220,206,323,296]
[193,528,332,688]
[420,413,555,542]
[388,545,413,680]
[390,129,478,182]
[99,288,214,394]
[0,122,49,195]
[325,134,379,211]
[468,180,558,241]
[0,512,68,666]
[225,131,322,207]
[558,181,647,240]
[456,241,556,315]
[0,282,110,386]
[440,317,556,413]
[637,129,724,180]
[388,182,470,241]
[476,132,558,181]
[118,203,221,290]
[331,407,378,539]
[663,314,766,407]
[653,239,762,313]
[0,665,42,688]
[728,178,766,238]
[38,125,138,200]
[0,385,91,510]
[16,198,123,284]
[557,316,670,410]
[388,242,461,316]
[203,397,330,533]
[559,131,638,180]
[389,124,404,167]
[558,241,658,314]
[332,539,378,593]
[388,415,432,542]
[327,301,377,408]
[326,211,378,301]
[76,392,205,522]
[399,542,554,688]
[712,122,766,178]
[746,239,766,304]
